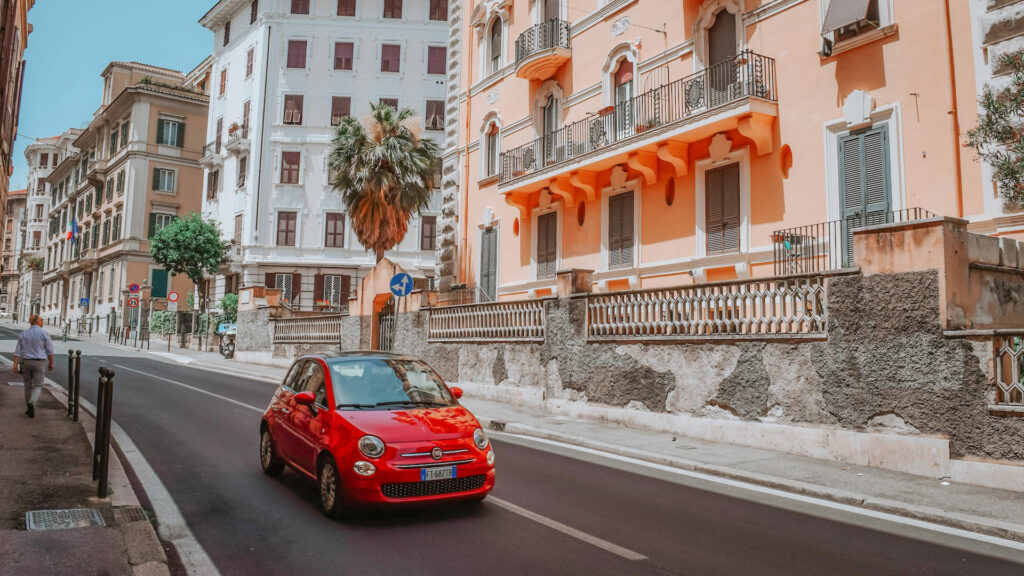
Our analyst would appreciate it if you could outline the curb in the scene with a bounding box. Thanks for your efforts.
[475,416,1024,545]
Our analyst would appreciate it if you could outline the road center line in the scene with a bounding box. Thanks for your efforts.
[488,496,647,561]
[113,364,264,414]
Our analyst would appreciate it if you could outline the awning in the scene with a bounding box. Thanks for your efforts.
[821,0,871,36]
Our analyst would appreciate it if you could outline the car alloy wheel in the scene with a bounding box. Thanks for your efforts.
[318,457,344,518]
[260,429,284,477]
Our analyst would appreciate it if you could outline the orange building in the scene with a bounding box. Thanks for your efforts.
[438,0,991,300]
[0,0,34,237]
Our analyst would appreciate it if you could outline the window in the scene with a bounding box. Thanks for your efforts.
[105,178,113,200]
[108,266,114,296]
[334,42,354,70]
[216,117,224,151]
[148,213,174,238]
[246,48,254,77]
[31,231,39,248]
[318,274,350,308]
[91,227,98,249]
[112,212,122,243]
[325,213,345,247]
[153,168,175,192]
[251,0,258,23]
[484,123,499,177]
[607,191,634,269]
[291,0,309,14]
[489,19,502,74]
[536,211,557,279]
[287,40,307,68]
[425,100,444,131]
[427,46,446,75]
[331,96,351,126]
[277,212,297,246]
[379,98,398,109]
[420,216,436,251]
[838,125,891,265]
[337,0,355,16]
[150,269,169,299]
[219,68,227,95]
[705,163,740,255]
[381,44,401,72]
[283,95,304,125]
[116,170,125,194]
[40,153,48,167]
[238,155,248,186]
[207,169,220,199]
[281,151,301,184]
[429,0,447,21]
[34,205,42,218]
[243,100,251,132]
[234,213,243,244]
[613,59,634,135]
[157,118,184,147]
[223,21,231,45]
[383,0,402,18]
[120,122,130,149]
[822,0,882,45]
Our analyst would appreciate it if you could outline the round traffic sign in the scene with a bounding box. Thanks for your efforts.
[128,297,140,308]
[390,273,414,297]
[167,291,179,303]
[128,283,141,294]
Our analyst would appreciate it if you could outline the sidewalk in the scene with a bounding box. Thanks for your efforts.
[33,322,1024,545]
[0,369,171,575]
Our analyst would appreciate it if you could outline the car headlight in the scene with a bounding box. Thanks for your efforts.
[473,428,488,450]
[358,435,386,459]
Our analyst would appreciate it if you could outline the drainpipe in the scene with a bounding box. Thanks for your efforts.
[943,0,965,218]
[460,4,475,284]
[254,24,272,244]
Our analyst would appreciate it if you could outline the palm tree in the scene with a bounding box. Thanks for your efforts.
[328,103,441,263]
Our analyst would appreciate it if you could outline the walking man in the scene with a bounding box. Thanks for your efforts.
[12,314,55,418]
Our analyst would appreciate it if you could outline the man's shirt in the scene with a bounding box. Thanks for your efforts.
[15,325,54,360]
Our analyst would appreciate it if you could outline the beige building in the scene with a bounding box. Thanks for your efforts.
[40,62,210,328]
[0,0,34,230]
[1,187,25,312]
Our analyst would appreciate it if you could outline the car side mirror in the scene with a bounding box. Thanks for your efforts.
[450,387,463,399]
[294,391,316,406]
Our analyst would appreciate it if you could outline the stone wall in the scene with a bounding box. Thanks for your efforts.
[372,270,1024,464]
[236,308,272,353]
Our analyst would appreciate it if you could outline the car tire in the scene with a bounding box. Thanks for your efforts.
[260,429,284,477]
[318,456,345,519]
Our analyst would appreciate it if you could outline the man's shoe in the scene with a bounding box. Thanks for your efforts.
[27,404,34,418]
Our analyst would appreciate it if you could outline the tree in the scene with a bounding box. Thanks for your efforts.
[149,213,229,317]
[219,293,238,324]
[327,103,440,262]
[966,52,1024,205]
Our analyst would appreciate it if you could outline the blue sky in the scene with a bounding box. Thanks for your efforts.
[12,0,214,190]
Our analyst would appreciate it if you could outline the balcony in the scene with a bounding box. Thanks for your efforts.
[86,159,107,187]
[514,19,571,81]
[225,126,250,154]
[200,141,224,168]
[499,51,778,206]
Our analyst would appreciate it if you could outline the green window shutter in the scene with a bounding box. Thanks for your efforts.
[152,168,160,190]
[177,121,185,148]
[151,269,168,299]
[148,213,157,238]
[838,125,891,266]
[156,119,164,145]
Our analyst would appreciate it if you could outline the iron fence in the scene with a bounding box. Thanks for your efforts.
[500,50,776,184]
[996,335,1024,406]
[586,274,827,341]
[272,314,344,344]
[428,299,546,342]
[515,18,571,63]
[771,207,935,275]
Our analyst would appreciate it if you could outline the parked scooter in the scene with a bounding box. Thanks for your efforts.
[218,323,237,359]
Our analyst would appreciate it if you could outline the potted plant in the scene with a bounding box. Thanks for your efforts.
[598,105,615,117]
[228,122,240,136]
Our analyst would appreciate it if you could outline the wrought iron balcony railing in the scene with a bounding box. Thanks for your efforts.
[771,207,935,275]
[500,51,776,184]
[515,18,571,64]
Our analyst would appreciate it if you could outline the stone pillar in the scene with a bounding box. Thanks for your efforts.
[556,269,594,299]
[437,0,464,292]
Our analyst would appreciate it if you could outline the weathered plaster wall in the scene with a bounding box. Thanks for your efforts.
[366,271,1024,463]
[236,308,272,353]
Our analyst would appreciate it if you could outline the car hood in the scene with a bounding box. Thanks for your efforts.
[340,405,480,443]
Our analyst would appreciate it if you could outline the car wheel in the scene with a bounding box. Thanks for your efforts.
[260,429,284,477]
[318,456,345,518]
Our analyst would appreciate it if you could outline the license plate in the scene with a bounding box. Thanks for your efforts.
[421,466,456,482]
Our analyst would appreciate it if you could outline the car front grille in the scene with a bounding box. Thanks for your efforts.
[382,475,487,499]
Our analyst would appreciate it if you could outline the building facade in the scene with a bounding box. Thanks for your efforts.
[39,62,209,328]
[0,187,24,312]
[440,0,998,300]
[0,0,33,231]
[198,0,448,310]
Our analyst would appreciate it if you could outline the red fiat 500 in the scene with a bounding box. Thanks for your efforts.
[259,352,495,517]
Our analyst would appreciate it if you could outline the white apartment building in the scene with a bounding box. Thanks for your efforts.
[19,130,81,321]
[199,0,448,309]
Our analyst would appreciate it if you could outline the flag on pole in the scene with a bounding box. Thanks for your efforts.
[68,217,79,243]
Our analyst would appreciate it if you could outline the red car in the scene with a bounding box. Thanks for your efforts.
[259,352,495,517]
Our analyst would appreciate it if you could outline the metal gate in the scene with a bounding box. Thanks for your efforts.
[377,297,396,351]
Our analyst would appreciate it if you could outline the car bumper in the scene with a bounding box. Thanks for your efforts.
[340,455,496,507]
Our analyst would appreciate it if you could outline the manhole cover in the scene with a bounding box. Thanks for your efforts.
[26,508,105,531]
[115,506,148,524]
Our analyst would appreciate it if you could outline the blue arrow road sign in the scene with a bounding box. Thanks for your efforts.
[390,273,414,297]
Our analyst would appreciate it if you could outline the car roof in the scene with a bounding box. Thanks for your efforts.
[303,350,422,363]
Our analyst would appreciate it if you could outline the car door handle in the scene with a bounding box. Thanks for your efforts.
[281,408,291,414]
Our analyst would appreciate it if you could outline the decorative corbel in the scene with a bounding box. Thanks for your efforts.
[569,171,598,202]
[548,178,577,207]
[736,114,775,156]
[627,151,658,185]
[656,142,689,178]
[505,191,535,220]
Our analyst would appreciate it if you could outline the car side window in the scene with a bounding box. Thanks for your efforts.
[304,362,328,407]
[283,360,307,391]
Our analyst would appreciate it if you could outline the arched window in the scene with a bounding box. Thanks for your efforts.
[613,59,634,136]
[485,123,500,177]
[489,19,502,74]
[707,9,737,66]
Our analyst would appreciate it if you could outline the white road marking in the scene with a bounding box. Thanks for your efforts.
[491,432,1024,556]
[488,496,647,561]
[113,364,264,413]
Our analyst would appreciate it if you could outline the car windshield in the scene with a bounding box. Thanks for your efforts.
[329,358,457,410]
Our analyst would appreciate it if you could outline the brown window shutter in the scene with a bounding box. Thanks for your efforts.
[265,272,275,288]
[292,273,302,304]
[721,164,740,252]
[341,275,352,302]
[706,168,725,254]
[314,274,324,303]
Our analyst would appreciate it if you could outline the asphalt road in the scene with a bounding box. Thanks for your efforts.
[4,326,1023,576]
